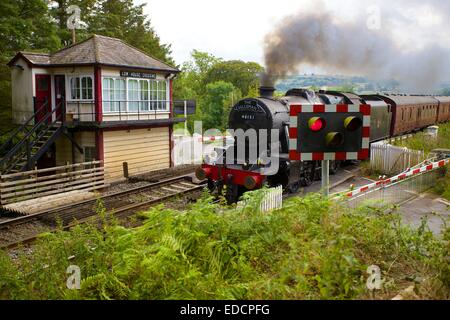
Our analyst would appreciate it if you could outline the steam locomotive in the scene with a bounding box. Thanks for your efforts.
[195,87,450,203]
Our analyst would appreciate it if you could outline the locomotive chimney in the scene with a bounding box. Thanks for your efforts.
[259,86,275,98]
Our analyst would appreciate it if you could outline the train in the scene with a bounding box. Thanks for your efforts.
[195,87,450,203]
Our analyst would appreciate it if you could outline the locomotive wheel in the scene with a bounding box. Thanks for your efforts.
[301,163,316,187]
[329,161,340,175]
[207,178,216,192]
[288,181,301,193]
[225,183,239,204]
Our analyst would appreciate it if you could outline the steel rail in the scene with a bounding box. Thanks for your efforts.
[1,178,205,249]
[0,175,199,229]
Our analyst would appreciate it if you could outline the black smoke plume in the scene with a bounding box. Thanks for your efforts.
[263,9,450,91]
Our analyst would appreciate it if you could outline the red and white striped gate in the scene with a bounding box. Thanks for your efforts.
[341,158,449,199]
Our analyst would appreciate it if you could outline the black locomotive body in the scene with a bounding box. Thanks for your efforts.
[196,87,450,203]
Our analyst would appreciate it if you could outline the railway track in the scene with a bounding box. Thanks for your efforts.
[0,175,205,248]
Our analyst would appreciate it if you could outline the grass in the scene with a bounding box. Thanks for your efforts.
[392,122,450,199]
[359,159,383,180]
[361,123,450,198]
[392,122,450,155]
[0,190,448,300]
[433,167,450,201]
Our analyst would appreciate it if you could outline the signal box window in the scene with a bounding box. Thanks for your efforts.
[103,78,126,112]
[70,76,93,101]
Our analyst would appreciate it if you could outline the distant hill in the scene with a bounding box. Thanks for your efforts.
[275,74,450,94]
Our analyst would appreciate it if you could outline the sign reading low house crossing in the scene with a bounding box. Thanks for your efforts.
[120,70,157,79]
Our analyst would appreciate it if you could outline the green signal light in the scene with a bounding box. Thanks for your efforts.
[344,116,362,131]
[326,132,344,147]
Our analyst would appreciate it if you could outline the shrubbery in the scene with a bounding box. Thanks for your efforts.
[388,122,450,199]
[393,122,450,155]
[434,168,450,201]
[0,190,448,300]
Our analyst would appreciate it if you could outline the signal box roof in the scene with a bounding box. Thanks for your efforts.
[8,34,179,74]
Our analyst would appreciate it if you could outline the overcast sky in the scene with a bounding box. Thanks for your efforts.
[139,0,450,71]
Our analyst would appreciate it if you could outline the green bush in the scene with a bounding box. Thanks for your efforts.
[0,190,448,300]
[393,122,450,155]
[434,168,450,201]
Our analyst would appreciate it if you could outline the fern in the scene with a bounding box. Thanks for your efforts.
[0,190,448,299]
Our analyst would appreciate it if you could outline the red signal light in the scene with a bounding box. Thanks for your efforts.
[308,117,325,132]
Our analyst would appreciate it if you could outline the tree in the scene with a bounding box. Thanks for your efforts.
[204,60,264,97]
[172,51,222,132]
[440,88,450,96]
[0,0,60,56]
[49,0,174,64]
[200,81,241,131]
[49,0,98,46]
[0,0,60,135]
[92,0,174,64]
[173,50,222,100]
[172,51,263,133]
[327,85,356,93]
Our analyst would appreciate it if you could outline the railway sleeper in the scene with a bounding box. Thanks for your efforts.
[161,187,182,193]
[168,184,192,191]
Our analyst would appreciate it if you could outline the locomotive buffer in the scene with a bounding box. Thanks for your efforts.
[288,104,371,195]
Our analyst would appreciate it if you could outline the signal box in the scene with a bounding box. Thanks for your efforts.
[288,104,371,161]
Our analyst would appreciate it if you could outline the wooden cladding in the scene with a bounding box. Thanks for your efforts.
[103,127,170,181]
[0,161,108,205]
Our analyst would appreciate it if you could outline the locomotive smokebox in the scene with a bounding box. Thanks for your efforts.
[259,86,275,98]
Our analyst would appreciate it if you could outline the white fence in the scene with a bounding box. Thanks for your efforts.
[259,185,283,213]
[370,141,424,175]
[237,186,284,213]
